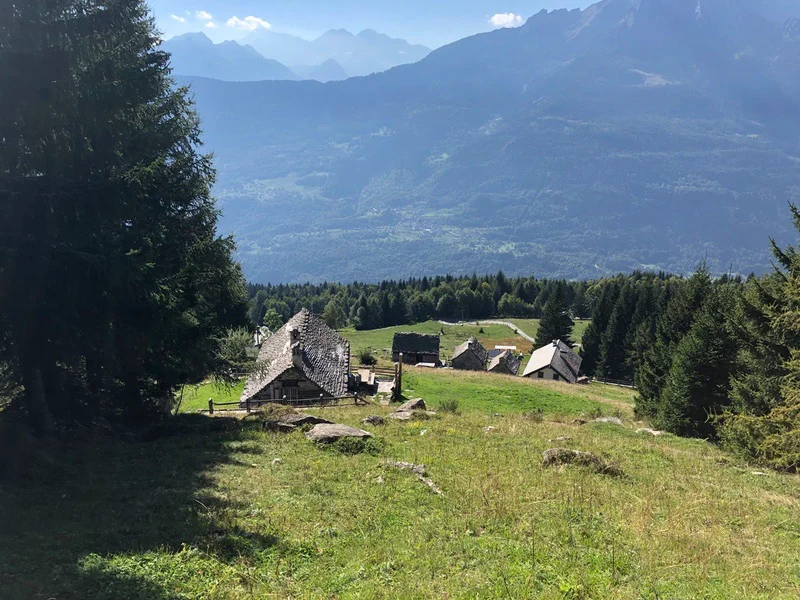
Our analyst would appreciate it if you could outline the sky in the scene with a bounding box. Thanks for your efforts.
[149,0,594,48]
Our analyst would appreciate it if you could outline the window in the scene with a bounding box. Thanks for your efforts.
[537,371,544,379]
[552,373,559,381]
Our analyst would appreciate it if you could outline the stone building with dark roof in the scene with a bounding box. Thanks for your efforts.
[522,339,582,383]
[451,337,489,371]
[391,333,440,365]
[487,350,522,376]
[240,309,350,406]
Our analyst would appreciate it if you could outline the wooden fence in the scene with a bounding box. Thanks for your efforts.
[593,376,636,389]
[206,393,365,414]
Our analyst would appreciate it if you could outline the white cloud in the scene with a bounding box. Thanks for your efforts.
[170,14,186,23]
[196,10,213,21]
[489,13,524,28]
[205,21,217,29]
[225,15,272,31]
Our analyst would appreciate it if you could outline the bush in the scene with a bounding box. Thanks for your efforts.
[328,436,385,456]
[258,403,297,420]
[718,403,800,472]
[439,398,460,414]
[358,348,377,366]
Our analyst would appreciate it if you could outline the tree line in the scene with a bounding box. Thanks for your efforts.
[248,272,596,332]
[0,1,248,434]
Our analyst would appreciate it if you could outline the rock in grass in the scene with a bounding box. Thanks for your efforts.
[548,436,572,442]
[362,415,386,426]
[542,448,623,476]
[636,428,664,436]
[397,398,426,411]
[276,413,333,427]
[387,411,413,421]
[571,418,588,425]
[384,460,427,476]
[592,416,623,426]
[305,423,373,443]
[263,421,297,433]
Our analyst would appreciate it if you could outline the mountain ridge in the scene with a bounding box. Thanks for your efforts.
[184,0,800,283]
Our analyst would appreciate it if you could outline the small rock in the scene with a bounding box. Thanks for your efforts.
[271,458,282,466]
[636,428,664,436]
[493,412,502,417]
[751,471,767,476]
[420,429,428,436]
[548,436,572,442]
[305,423,373,442]
[375,475,385,484]
[542,448,622,476]
[384,461,427,476]
[362,415,386,426]
[484,426,497,433]
[571,418,587,425]
[397,398,426,411]
[387,411,413,421]
[263,421,297,433]
[251,463,259,468]
[592,416,623,426]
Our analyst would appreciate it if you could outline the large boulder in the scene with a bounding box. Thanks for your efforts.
[305,423,373,443]
[277,413,333,427]
[397,398,426,411]
[591,416,623,426]
[387,411,413,421]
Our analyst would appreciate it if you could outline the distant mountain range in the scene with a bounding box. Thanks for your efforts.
[161,33,299,82]
[162,28,431,83]
[182,0,800,283]
[243,28,431,78]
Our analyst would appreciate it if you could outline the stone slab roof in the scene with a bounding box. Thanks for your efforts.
[392,332,440,355]
[452,337,489,365]
[241,309,350,401]
[487,349,522,376]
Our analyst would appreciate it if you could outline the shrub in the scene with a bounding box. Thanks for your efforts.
[479,327,485,334]
[358,348,377,366]
[439,399,460,414]
[258,403,297,420]
[328,437,385,456]
[718,403,800,472]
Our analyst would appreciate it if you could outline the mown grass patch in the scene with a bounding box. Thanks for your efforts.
[342,321,533,367]
[507,318,590,343]
[2,375,798,599]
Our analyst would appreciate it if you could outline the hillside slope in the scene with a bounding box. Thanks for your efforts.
[3,371,798,598]
[187,0,800,283]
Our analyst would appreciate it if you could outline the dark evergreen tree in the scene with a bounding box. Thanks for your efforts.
[657,285,740,437]
[537,284,574,346]
[580,281,620,375]
[597,282,637,379]
[0,0,247,429]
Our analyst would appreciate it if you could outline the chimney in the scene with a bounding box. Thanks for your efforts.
[291,341,304,368]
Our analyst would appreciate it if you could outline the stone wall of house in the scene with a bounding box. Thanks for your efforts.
[250,367,328,403]
[452,352,485,371]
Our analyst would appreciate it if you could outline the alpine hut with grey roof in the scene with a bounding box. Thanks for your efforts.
[487,349,522,376]
[451,337,489,371]
[391,333,440,365]
[240,309,350,406]
[522,340,582,383]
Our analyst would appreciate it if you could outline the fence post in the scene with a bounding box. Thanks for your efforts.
[246,397,251,414]
[208,398,214,415]
[395,353,403,403]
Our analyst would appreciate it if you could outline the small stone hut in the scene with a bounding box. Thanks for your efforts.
[391,333,440,365]
[451,337,489,371]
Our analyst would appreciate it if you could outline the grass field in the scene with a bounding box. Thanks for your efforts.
[507,318,591,344]
[177,380,246,414]
[2,368,798,599]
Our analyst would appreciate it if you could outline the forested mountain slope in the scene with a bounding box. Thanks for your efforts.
[185,0,800,283]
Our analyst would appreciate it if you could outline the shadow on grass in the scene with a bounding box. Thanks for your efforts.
[0,415,277,599]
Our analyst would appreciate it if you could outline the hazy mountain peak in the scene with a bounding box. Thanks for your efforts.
[169,31,213,45]
[320,29,355,39]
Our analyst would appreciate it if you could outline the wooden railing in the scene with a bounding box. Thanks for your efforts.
[205,393,365,414]
[593,376,636,389]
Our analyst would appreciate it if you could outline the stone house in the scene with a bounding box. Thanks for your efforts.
[240,309,350,406]
[391,333,440,365]
[487,349,522,376]
[451,337,489,371]
[522,339,582,383]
